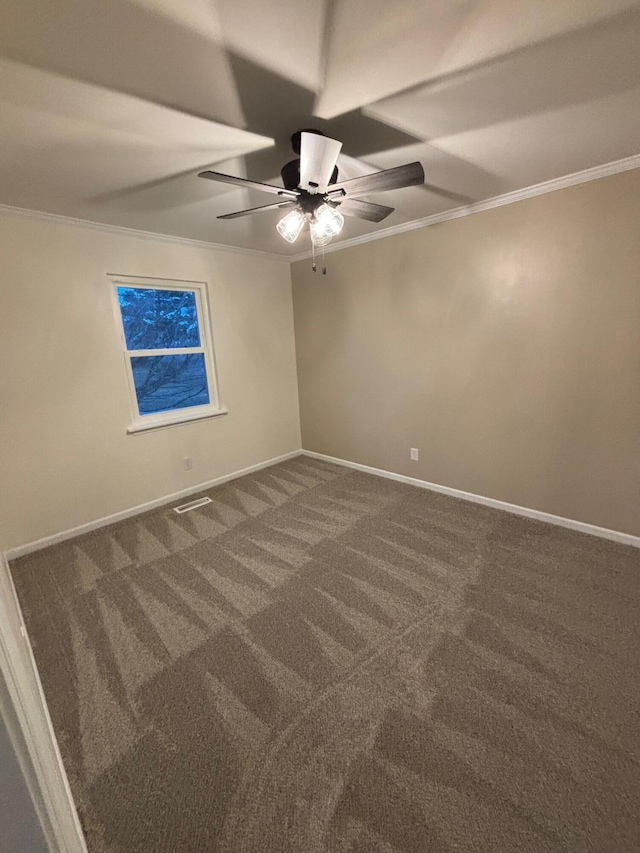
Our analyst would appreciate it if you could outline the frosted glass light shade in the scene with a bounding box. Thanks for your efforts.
[276,208,305,243]
[314,203,344,237]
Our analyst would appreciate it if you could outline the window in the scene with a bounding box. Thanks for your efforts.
[110,275,226,433]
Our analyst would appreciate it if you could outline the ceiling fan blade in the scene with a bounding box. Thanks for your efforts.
[337,198,394,222]
[217,201,297,220]
[198,170,299,198]
[332,161,424,196]
[299,132,342,194]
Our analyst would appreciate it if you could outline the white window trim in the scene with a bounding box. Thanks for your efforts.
[108,274,227,433]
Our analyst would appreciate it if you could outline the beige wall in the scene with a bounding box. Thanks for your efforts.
[292,169,640,537]
[0,215,301,551]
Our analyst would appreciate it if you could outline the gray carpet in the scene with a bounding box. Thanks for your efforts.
[9,456,640,852]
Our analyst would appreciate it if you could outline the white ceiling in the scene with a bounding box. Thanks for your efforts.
[1,0,640,257]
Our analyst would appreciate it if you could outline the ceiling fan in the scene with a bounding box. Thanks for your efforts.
[198,130,424,270]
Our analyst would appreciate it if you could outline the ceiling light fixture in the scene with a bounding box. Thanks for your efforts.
[276,208,305,243]
[276,199,345,274]
[309,218,332,246]
[314,203,344,237]
[200,129,425,274]
[276,201,344,246]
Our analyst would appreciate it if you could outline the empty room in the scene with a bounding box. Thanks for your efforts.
[1,2,639,852]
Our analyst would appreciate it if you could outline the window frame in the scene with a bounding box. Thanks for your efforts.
[109,274,227,433]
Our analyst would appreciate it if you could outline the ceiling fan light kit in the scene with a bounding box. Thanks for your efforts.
[276,208,306,243]
[198,130,425,271]
[309,219,333,247]
[314,203,344,237]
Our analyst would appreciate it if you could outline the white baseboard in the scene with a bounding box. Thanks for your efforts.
[0,554,88,852]
[302,450,640,549]
[6,450,302,560]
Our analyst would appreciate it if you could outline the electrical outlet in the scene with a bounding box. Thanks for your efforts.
[410,448,419,461]
[183,457,193,471]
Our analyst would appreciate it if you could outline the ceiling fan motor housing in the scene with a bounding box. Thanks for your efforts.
[282,129,339,191]
[294,190,337,218]
[281,159,338,192]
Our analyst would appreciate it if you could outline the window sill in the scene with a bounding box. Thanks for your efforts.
[127,406,228,434]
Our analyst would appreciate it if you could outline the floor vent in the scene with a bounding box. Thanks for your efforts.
[173,496,212,514]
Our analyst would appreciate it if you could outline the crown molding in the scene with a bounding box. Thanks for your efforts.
[0,203,288,263]
[288,152,640,262]
[2,152,639,264]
